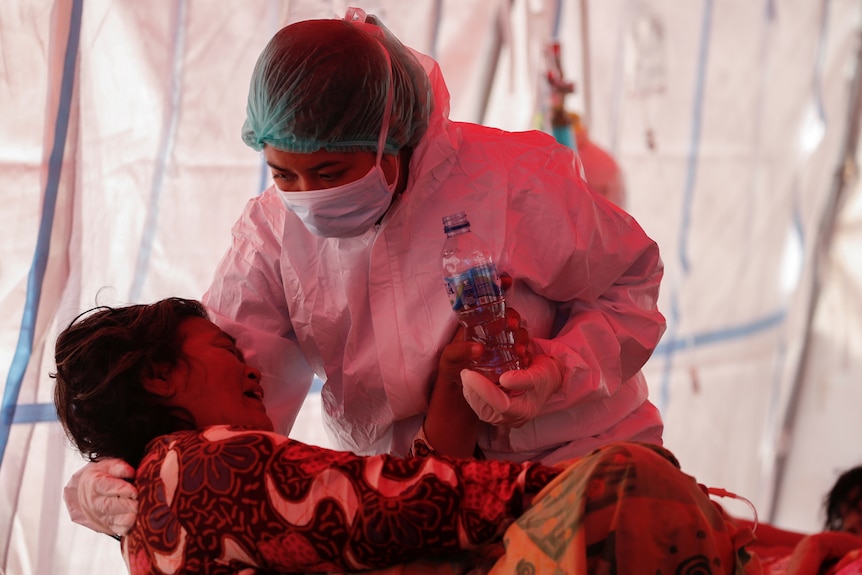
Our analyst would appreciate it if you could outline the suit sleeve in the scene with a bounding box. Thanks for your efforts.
[508,143,665,411]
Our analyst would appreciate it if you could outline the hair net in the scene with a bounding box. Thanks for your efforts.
[242,12,433,155]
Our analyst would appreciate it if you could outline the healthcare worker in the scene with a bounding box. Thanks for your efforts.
[64,8,667,537]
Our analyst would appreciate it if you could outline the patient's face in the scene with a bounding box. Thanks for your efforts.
[841,487,862,536]
[166,317,274,431]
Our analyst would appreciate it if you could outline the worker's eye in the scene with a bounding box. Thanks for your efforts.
[317,170,345,182]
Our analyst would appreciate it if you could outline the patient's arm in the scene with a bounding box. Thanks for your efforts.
[733,517,807,549]
[785,531,862,575]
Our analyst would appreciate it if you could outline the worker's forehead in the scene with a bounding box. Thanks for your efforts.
[263,147,376,171]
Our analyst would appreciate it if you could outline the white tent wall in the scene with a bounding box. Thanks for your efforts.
[606,0,862,529]
[0,0,860,573]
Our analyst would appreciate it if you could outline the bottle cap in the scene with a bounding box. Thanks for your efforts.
[443,211,470,234]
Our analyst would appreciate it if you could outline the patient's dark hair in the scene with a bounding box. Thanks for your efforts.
[52,297,209,467]
[824,465,862,531]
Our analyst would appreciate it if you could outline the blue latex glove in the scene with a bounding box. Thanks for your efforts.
[461,354,564,427]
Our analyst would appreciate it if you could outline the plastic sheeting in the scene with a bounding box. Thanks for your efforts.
[1,1,861,573]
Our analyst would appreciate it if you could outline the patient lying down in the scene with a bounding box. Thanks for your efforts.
[740,464,862,575]
[53,297,758,574]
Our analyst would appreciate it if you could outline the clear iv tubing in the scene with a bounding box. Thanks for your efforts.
[706,486,759,532]
[345,7,367,22]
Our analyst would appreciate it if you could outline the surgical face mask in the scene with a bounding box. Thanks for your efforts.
[278,160,399,238]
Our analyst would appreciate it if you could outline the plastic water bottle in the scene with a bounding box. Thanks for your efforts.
[441,211,520,382]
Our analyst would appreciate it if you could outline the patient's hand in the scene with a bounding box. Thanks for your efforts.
[833,547,862,573]
[785,531,862,575]
[419,331,484,458]
[64,458,139,537]
[421,305,533,457]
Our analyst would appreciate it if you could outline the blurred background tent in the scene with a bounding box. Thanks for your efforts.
[2,0,861,572]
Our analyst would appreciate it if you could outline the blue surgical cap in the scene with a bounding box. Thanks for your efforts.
[241,15,432,155]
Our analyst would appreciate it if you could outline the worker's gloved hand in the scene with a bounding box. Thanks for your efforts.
[64,458,139,537]
[461,354,564,427]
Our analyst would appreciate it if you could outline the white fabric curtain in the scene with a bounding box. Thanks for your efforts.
[1,0,860,573]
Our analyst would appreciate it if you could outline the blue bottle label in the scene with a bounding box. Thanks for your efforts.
[444,264,502,311]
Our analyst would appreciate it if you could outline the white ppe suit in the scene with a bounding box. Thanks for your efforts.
[203,53,666,464]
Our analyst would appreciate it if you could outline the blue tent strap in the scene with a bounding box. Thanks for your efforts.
[678,0,713,275]
[657,0,713,411]
[0,0,83,468]
[654,308,786,357]
[10,404,58,424]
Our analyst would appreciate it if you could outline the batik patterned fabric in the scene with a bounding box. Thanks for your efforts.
[487,442,761,575]
[121,426,559,574]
